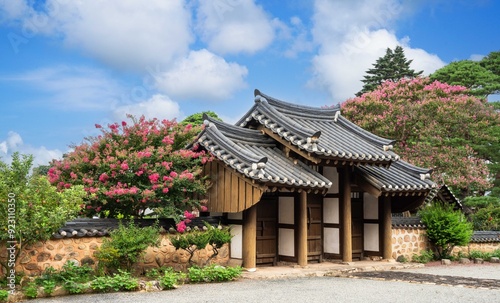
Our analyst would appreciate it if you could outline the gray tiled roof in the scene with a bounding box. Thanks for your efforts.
[424,184,462,210]
[237,89,399,166]
[196,117,332,190]
[356,160,436,194]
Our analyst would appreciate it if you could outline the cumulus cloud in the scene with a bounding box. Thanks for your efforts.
[113,94,182,121]
[3,0,193,70]
[4,66,122,111]
[196,0,275,54]
[0,131,63,166]
[155,49,248,101]
[309,0,446,102]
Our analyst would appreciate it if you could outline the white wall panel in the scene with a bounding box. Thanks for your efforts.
[278,228,295,257]
[363,193,379,220]
[323,198,339,224]
[364,223,379,251]
[230,224,243,258]
[324,227,340,254]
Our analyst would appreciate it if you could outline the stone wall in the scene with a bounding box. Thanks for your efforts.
[392,227,500,261]
[0,235,229,276]
[391,227,430,260]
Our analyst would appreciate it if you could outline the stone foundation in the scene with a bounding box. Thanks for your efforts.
[0,235,229,276]
[391,227,429,260]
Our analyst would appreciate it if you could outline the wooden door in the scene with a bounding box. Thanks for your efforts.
[351,192,363,260]
[256,196,278,266]
[307,194,323,262]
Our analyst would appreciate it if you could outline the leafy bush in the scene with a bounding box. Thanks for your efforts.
[468,250,492,261]
[58,262,94,283]
[96,220,160,271]
[62,280,88,294]
[159,269,185,290]
[463,196,500,230]
[0,290,8,302]
[412,250,435,263]
[419,203,473,259]
[90,270,139,292]
[24,281,38,299]
[188,265,242,283]
[42,280,56,296]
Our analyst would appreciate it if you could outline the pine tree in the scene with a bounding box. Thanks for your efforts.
[356,46,423,96]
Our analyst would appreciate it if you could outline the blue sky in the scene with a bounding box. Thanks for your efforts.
[0,0,499,167]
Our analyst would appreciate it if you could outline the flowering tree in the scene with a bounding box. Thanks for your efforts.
[341,77,500,197]
[48,115,212,221]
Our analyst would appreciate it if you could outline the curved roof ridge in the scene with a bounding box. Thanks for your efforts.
[336,115,395,147]
[391,159,433,176]
[255,89,340,118]
[201,123,266,166]
[203,114,274,145]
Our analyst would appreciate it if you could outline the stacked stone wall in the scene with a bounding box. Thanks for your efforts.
[0,235,229,276]
[391,228,429,260]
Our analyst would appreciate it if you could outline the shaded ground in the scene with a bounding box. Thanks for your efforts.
[344,271,500,290]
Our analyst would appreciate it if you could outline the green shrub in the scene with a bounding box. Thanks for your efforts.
[58,262,94,283]
[62,279,88,294]
[188,265,242,283]
[24,281,38,299]
[159,269,185,290]
[419,203,473,259]
[42,280,56,296]
[468,250,492,261]
[90,270,139,292]
[412,250,435,263]
[95,220,160,271]
[0,290,8,302]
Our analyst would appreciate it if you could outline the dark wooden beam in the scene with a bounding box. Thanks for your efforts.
[341,167,352,262]
[382,196,392,260]
[297,190,308,266]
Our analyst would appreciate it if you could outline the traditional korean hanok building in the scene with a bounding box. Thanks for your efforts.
[194,89,436,270]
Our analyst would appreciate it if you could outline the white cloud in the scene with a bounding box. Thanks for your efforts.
[309,0,446,102]
[5,0,193,70]
[155,49,248,101]
[0,131,63,166]
[113,94,182,121]
[196,0,275,54]
[469,54,484,61]
[5,66,122,111]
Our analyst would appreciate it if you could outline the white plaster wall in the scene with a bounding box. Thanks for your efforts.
[227,212,243,220]
[230,224,243,259]
[278,228,295,257]
[363,193,379,220]
[323,167,339,194]
[279,197,294,224]
[364,223,379,251]
[324,227,340,254]
[323,198,339,224]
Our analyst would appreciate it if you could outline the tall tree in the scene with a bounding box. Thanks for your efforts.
[480,51,500,76]
[356,46,423,96]
[430,59,500,98]
[180,111,222,126]
[342,77,500,198]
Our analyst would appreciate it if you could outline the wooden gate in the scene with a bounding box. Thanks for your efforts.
[307,194,323,262]
[256,196,278,265]
[351,192,363,260]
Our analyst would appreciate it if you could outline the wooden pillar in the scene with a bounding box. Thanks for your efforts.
[342,167,352,262]
[297,190,308,267]
[382,196,393,260]
[243,204,257,270]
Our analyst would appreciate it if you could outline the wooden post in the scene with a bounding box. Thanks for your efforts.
[243,204,257,270]
[297,190,308,267]
[382,196,393,260]
[342,167,352,262]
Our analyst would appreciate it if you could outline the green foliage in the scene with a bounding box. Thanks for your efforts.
[480,51,500,76]
[170,224,232,265]
[0,153,85,276]
[180,111,222,126]
[342,77,500,197]
[57,262,94,283]
[468,250,492,261]
[158,269,185,290]
[463,196,500,230]
[357,46,422,96]
[419,203,473,259]
[62,279,88,294]
[90,270,139,292]
[95,220,160,271]
[411,250,435,263]
[430,59,500,98]
[24,281,38,299]
[0,290,8,302]
[42,280,56,296]
[187,265,242,283]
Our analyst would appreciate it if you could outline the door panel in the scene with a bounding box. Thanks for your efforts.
[307,194,323,262]
[256,196,278,265]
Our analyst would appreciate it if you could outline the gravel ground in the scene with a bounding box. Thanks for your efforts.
[29,264,499,303]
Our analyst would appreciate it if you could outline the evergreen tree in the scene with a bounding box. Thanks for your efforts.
[356,46,422,96]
